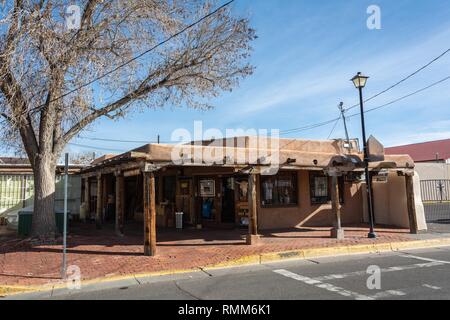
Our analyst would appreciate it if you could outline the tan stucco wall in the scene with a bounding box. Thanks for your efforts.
[258,170,426,231]
[363,172,426,230]
[370,173,410,228]
[257,171,364,230]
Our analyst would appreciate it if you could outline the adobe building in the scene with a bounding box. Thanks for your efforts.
[79,137,427,256]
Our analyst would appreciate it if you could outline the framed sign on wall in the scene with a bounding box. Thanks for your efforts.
[199,179,215,197]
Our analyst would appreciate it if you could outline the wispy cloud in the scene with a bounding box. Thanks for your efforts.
[225,26,450,119]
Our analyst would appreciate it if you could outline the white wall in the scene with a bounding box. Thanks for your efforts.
[415,163,450,181]
[55,175,82,215]
[413,173,427,231]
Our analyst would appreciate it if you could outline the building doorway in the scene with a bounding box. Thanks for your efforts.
[221,177,236,223]
[178,178,193,225]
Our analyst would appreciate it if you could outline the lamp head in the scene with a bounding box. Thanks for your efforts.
[351,72,369,89]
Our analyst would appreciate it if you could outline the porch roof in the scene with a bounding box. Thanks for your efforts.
[80,137,415,175]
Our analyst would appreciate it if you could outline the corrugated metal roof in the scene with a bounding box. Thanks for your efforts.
[385,139,450,162]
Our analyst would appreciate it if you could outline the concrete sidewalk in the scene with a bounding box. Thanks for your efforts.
[1,222,449,297]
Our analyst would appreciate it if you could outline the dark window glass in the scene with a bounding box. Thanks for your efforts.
[261,173,297,207]
[309,172,345,205]
[155,176,160,204]
[163,176,176,203]
[310,172,329,205]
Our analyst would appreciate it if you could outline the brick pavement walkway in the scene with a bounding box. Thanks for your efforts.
[0,222,412,287]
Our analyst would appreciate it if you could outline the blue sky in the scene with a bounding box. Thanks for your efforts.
[68,0,450,155]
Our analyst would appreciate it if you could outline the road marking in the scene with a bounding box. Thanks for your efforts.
[313,262,444,281]
[423,284,442,290]
[273,269,374,300]
[370,290,406,299]
[400,254,450,265]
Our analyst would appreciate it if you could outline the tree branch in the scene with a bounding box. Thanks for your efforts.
[56,76,169,153]
[0,112,12,122]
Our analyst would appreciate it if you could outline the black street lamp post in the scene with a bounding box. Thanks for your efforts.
[351,72,377,239]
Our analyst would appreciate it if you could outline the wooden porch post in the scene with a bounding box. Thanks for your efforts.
[115,171,125,236]
[96,174,103,229]
[330,175,344,240]
[143,171,157,256]
[246,173,260,245]
[405,173,419,234]
[84,178,90,221]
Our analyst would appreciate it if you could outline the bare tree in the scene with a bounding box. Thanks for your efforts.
[0,0,255,239]
[69,152,96,165]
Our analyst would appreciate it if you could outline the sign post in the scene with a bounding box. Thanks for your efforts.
[61,153,69,279]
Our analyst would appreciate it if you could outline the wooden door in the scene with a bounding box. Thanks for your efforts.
[177,179,193,225]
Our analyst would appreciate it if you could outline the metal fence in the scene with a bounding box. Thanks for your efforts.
[420,180,450,202]
[0,174,81,217]
[0,175,34,215]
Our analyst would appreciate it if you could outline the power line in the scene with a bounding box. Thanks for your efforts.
[68,143,128,153]
[280,117,340,135]
[73,75,450,148]
[281,74,450,137]
[338,102,351,146]
[281,48,450,136]
[32,0,236,113]
[76,75,450,146]
[347,75,450,118]
[78,136,171,144]
[346,47,450,111]
[327,102,346,140]
[327,116,341,140]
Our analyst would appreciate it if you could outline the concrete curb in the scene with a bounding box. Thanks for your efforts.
[258,238,450,264]
[2,237,450,297]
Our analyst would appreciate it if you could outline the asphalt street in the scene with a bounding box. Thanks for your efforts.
[424,202,450,233]
[6,245,450,300]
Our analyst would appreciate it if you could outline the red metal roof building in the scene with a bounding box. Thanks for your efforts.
[385,139,450,163]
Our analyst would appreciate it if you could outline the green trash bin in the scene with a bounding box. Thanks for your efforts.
[18,209,69,236]
[18,210,33,237]
[55,209,67,234]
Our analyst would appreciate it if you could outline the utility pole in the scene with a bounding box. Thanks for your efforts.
[338,102,351,153]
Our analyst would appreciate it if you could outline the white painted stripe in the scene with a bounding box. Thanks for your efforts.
[400,254,450,265]
[313,262,444,281]
[370,290,407,299]
[423,284,442,290]
[273,269,374,300]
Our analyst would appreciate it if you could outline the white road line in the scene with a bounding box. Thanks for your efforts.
[370,290,407,299]
[273,269,374,300]
[400,254,450,265]
[313,262,444,281]
[423,284,442,290]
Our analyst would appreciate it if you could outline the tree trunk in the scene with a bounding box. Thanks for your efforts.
[31,154,57,239]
